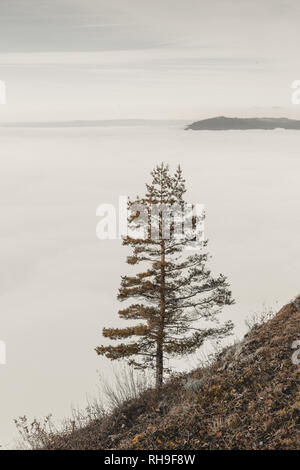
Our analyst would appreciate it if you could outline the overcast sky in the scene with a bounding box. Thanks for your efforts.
[0,0,300,121]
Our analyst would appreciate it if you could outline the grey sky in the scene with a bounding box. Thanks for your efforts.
[0,0,156,52]
[0,1,300,121]
[0,0,299,54]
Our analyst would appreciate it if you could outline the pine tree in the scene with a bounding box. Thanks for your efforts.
[96,163,234,387]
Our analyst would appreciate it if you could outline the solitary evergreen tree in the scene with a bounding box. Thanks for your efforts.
[96,163,234,387]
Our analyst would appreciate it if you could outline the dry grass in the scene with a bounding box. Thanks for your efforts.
[245,302,277,330]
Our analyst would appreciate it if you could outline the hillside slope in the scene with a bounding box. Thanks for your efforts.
[43,297,300,450]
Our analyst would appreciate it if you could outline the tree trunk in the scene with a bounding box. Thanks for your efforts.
[156,239,165,388]
[156,342,163,388]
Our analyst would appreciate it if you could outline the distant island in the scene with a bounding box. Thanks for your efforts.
[185,116,300,130]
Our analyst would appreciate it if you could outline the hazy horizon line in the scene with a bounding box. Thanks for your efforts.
[1,115,300,129]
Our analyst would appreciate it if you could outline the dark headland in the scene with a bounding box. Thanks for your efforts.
[186,116,300,130]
